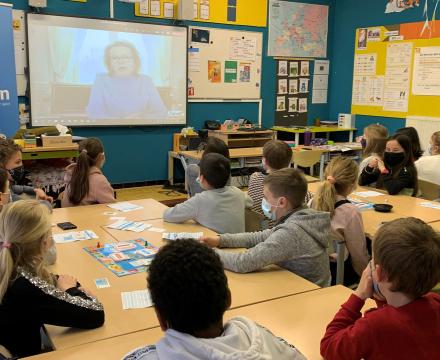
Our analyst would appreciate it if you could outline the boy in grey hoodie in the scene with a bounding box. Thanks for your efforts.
[122,239,305,360]
[201,168,331,287]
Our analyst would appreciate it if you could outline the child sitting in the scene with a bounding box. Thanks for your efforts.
[321,217,440,359]
[248,140,312,228]
[164,153,251,234]
[201,168,331,287]
[0,200,104,357]
[358,124,388,174]
[415,131,440,186]
[0,138,52,203]
[62,138,116,207]
[359,133,418,196]
[311,157,369,285]
[123,239,305,360]
[186,137,230,197]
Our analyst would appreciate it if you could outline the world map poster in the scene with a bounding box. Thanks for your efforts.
[268,0,328,58]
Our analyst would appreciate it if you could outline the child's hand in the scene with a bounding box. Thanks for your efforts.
[199,235,220,248]
[368,158,378,169]
[57,275,78,291]
[34,188,53,203]
[354,265,373,301]
[377,159,389,174]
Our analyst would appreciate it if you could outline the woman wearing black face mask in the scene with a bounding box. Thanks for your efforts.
[359,134,418,196]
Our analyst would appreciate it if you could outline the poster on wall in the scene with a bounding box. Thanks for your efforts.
[275,59,309,127]
[385,0,420,14]
[0,4,19,137]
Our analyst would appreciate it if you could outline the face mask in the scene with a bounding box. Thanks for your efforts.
[384,152,405,167]
[261,197,279,221]
[8,165,25,183]
[369,261,386,301]
[360,138,367,149]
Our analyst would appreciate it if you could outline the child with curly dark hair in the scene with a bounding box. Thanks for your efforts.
[123,239,305,360]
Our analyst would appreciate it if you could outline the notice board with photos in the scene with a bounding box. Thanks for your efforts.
[351,20,440,119]
[187,26,263,99]
[274,59,310,126]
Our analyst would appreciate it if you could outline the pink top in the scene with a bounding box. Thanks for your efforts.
[61,164,116,207]
[330,195,369,275]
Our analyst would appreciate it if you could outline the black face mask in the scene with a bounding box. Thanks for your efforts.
[384,152,405,167]
[8,165,25,183]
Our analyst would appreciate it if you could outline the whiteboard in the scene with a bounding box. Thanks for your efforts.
[188,26,262,99]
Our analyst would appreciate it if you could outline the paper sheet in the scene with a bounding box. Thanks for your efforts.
[107,202,143,212]
[420,202,440,210]
[150,0,160,16]
[353,191,385,197]
[200,0,210,20]
[188,48,201,72]
[107,220,151,233]
[312,89,327,104]
[229,37,257,62]
[139,0,149,14]
[53,230,98,244]
[162,232,203,241]
[121,290,153,310]
[163,2,174,18]
[314,59,329,75]
[412,46,440,96]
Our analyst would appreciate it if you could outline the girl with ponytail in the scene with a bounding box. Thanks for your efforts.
[0,200,104,357]
[311,157,369,285]
[62,138,115,207]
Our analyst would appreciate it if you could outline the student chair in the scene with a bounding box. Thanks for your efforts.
[335,240,346,285]
[245,208,266,232]
[292,150,322,177]
[418,179,439,200]
[0,345,11,359]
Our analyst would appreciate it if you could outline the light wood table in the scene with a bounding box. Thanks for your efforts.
[430,221,440,231]
[308,182,440,226]
[25,328,163,360]
[52,199,168,225]
[103,218,319,310]
[225,285,375,360]
[47,216,318,351]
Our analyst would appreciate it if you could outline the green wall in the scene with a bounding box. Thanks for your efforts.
[11,0,331,183]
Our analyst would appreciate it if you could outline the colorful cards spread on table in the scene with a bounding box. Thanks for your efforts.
[53,230,98,244]
[162,232,204,241]
[84,238,158,277]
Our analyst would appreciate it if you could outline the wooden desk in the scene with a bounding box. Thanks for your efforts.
[25,328,163,360]
[308,183,440,225]
[104,219,319,310]
[430,221,440,231]
[47,225,161,351]
[21,144,79,160]
[47,216,317,350]
[225,285,375,360]
[52,199,168,225]
[273,126,357,145]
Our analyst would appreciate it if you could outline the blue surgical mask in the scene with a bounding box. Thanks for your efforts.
[261,197,279,221]
[369,261,386,301]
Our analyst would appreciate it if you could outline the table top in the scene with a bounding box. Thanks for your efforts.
[179,143,362,161]
[225,285,375,360]
[52,199,168,225]
[430,221,440,231]
[47,214,318,350]
[21,144,79,152]
[25,328,164,359]
[273,126,356,134]
[308,182,440,225]
[103,218,319,310]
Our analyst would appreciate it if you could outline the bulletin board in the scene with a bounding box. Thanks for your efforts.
[135,0,268,27]
[351,21,440,119]
[187,26,262,99]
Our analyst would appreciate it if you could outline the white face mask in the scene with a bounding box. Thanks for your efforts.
[261,197,280,221]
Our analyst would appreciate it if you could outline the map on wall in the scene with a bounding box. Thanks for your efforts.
[268,0,329,58]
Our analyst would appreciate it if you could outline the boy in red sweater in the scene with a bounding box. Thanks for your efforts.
[321,217,440,360]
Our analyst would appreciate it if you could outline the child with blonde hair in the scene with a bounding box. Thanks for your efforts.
[311,157,369,285]
[359,124,388,174]
[0,200,104,357]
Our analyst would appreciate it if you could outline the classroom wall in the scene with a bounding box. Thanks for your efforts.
[329,0,431,136]
[10,0,331,184]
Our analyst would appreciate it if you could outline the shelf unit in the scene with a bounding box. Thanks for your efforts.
[208,130,275,148]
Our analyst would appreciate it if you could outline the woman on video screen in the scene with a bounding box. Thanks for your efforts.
[87,41,167,120]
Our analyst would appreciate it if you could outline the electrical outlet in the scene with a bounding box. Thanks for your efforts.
[29,0,47,7]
